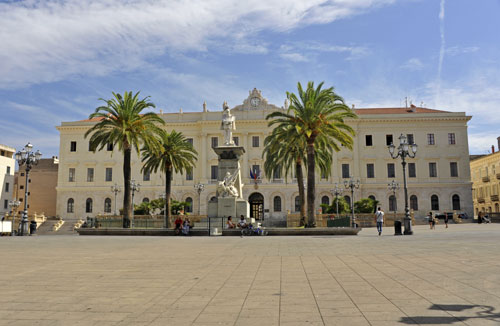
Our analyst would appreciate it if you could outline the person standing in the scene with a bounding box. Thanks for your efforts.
[478,211,483,224]
[428,212,435,230]
[375,207,384,236]
[444,212,449,228]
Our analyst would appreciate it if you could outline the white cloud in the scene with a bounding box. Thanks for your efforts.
[280,53,309,62]
[445,46,480,56]
[400,58,424,71]
[278,41,369,62]
[0,0,396,88]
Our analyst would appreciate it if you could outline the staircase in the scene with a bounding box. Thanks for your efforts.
[35,218,80,235]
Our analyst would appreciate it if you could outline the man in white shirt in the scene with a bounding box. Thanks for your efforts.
[375,207,384,236]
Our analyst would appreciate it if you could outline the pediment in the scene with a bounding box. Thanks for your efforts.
[232,88,284,111]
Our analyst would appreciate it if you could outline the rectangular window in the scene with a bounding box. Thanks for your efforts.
[448,133,456,145]
[4,200,7,209]
[386,134,393,146]
[106,143,113,151]
[233,137,239,146]
[252,136,259,147]
[387,163,395,178]
[342,164,350,179]
[20,172,24,177]
[143,170,150,182]
[87,168,94,182]
[69,168,75,182]
[408,163,416,178]
[105,168,113,182]
[366,164,375,178]
[365,135,373,146]
[407,134,414,145]
[251,165,260,178]
[211,165,218,180]
[186,170,193,181]
[70,141,77,152]
[273,168,281,179]
[429,162,437,177]
[186,138,193,146]
[427,133,435,145]
[5,183,9,192]
[20,185,24,190]
[450,162,458,177]
[211,137,218,148]
[7,166,10,174]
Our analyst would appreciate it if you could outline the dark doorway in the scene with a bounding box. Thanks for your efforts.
[249,192,264,220]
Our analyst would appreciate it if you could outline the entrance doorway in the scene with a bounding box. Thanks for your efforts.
[249,192,264,220]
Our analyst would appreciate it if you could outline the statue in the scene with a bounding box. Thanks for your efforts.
[220,101,235,146]
[217,169,239,198]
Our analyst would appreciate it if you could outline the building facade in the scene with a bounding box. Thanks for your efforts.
[0,144,15,216]
[470,138,500,216]
[14,157,59,217]
[56,89,473,222]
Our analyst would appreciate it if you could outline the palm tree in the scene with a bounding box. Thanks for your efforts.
[85,91,164,228]
[141,130,197,228]
[267,82,357,227]
[263,124,333,226]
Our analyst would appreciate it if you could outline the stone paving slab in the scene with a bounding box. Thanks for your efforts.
[1,224,500,325]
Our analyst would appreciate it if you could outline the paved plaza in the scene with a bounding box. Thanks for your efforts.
[1,224,500,326]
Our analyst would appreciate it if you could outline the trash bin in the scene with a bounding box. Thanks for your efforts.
[394,220,402,236]
[29,221,37,235]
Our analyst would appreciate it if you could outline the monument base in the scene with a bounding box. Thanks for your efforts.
[215,197,249,219]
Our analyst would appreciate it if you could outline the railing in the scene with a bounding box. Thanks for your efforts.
[491,195,499,201]
[497,173,500,180]
[478,197,485,203]
[482,176,490,182]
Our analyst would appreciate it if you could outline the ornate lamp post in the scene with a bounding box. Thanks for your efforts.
[194,183,205,215]
[344,176,360,228]
[111,184,121,216]
[14,142,42,235]
[388,180,400,234]
[130,180,140,228]
[388,134,417,235]
[331,183,343,217]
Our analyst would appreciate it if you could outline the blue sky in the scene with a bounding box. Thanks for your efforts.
[1,0,499,157]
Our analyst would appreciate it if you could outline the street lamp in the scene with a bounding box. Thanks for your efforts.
[130,180,140,228]
[344,176,360,228]
[388,180,400,234]
[14,142,42,235]
[110,184,121,216]
[331,183,343,217]
[388,133,417,235]
[194,182,205,215]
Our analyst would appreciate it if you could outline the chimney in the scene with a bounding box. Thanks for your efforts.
[492,145,495,153]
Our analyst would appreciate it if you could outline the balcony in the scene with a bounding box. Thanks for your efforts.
[497,173,500,180]
[491,195,499,202]
[477,197,485,203]
[271,179,284,184]
[482,176,490,182]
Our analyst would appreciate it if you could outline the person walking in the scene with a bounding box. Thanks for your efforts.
[478,211,483,224]
[375,207,384,236]
[428,212,435,230]
[444,212,449,228]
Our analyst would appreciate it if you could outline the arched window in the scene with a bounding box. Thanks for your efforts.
[344,195,351,207]
[389,195,397,212]
[86,198,93,213]
[104,198,112,213]
[368,195,376,201]
[452,194,460,210]
[294,196,301,212]
[142,197,150,203]
[274,196,282,212]
[210,196,216,202]
[321,196,330,206]
[431,195,439,211]
[185,197,193,213]
[67,198,74,213]
[410,195,418,211]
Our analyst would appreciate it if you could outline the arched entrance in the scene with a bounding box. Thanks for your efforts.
[249,192,264,220]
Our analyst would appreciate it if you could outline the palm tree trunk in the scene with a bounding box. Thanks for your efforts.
[165,166,172,228]
[296,160,306,226]
[306,141,316,227]
[122,147,132,228]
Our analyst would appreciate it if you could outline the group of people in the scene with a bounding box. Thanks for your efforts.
[477,211,491,224]
[427,212,451,229]
[226,215,248,229]
[174,217,191,235]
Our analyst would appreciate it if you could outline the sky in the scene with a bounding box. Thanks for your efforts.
[1,0,499,158]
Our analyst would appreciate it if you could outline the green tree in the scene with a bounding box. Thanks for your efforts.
[171,199,191,215]
[85,91,164,228]
[321,197,350,215]
[267,82,357,227]
[354,198,377,214]
[263,124,333,226]
[141,130,197,227]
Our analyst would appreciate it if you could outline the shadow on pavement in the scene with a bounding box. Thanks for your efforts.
[400,304,500,324]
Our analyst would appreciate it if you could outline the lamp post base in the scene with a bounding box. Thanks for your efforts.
[20,218,29,236]
[403,218,413,235]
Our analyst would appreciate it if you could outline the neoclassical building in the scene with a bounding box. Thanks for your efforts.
[55,89,473,222]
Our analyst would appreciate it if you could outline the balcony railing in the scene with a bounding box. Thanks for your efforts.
[477,197,485,203]
[497,173,500,180]
[482,176,490,182]
[491,195,499,202]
